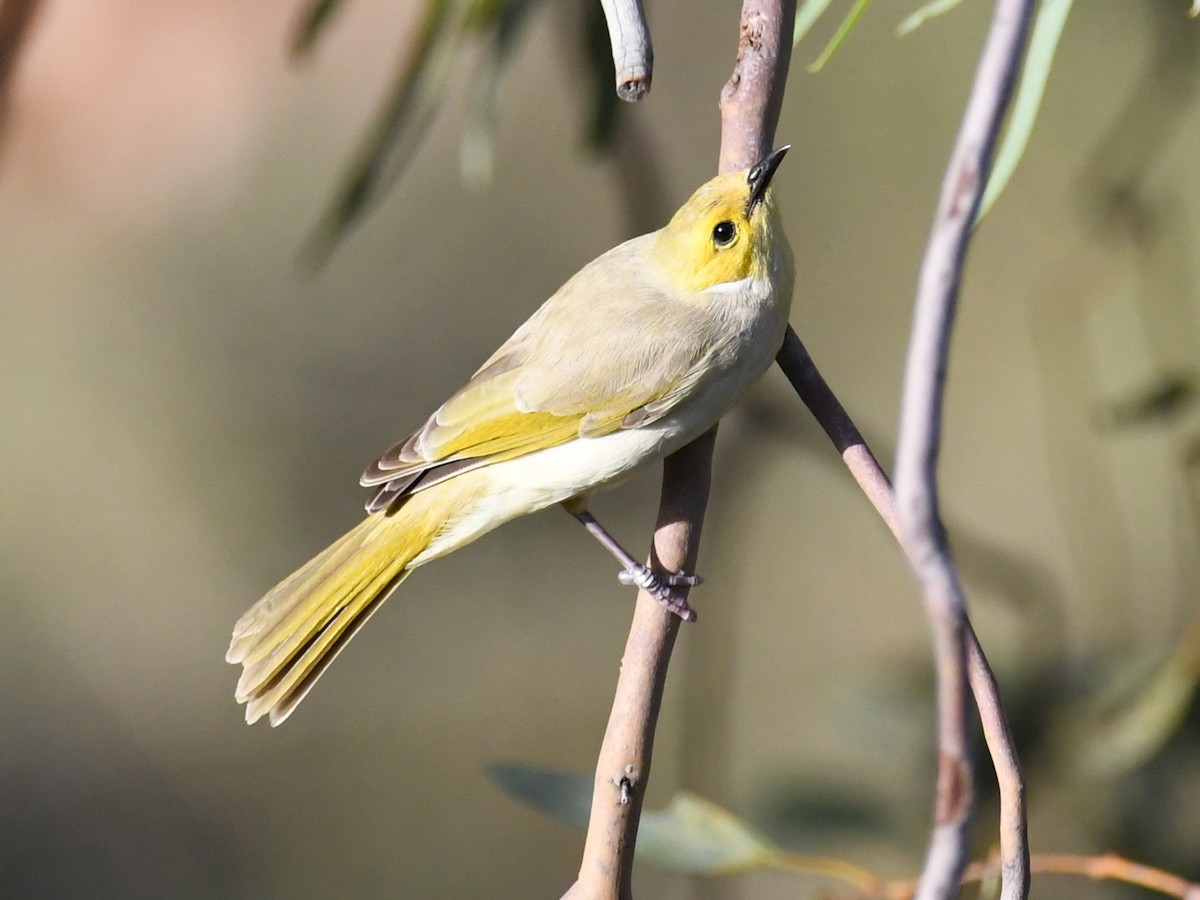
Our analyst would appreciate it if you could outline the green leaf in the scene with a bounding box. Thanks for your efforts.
[303,0,544,263]
[793,0,836,46]
[488,765,776,873]
[1060,617,1200,777]
[896,0,966,37]
[292,0,352,57]
[487,764,593,831]
[637,793,779,875]
[808,0,875,73]
[975,0,1074,223]
[489,765,884,889]
[303,0,457,265]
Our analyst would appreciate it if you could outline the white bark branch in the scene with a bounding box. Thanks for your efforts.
[892,1,1035,898]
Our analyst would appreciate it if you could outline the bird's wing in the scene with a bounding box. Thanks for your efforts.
[361,244,715,510]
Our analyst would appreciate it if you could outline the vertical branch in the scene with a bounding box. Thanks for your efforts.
[566,3,796,898]
[718,0,795,171]
[564,433,711,900]
[891,1,1034,899]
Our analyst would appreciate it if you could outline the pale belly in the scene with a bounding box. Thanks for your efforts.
[409,417,687,567]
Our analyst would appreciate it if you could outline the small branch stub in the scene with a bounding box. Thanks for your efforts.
[600,0,653,101]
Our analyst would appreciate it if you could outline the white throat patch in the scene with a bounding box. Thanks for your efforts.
[704,275,755,296]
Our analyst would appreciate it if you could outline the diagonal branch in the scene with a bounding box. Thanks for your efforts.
[777,327,1029,900]
[565,3,796,898]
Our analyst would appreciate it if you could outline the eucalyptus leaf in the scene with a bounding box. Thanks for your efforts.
[637,793,779,875]
[896,0,966,37]
[975,0,1074,222]
[488,765,778,874]
[303,0,457,265]
[793,0,835,46]
[808,0,875,73]
[1060,619,1200,777]
[1097,373,1197,430]
[304,0,547,262]
[487,764,594,831]
[489,764,884,889]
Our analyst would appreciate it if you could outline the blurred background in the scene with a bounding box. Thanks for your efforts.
[2,1,1199,897]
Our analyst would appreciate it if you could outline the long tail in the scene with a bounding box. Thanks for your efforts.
[227,482,471,726]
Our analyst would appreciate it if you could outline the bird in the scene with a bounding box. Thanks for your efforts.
[227,146,795,726]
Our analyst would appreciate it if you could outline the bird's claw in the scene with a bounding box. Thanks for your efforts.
[616,569,702,588]
[617,564,700,621]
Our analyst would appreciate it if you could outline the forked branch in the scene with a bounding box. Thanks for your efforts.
[777,327,1030,900]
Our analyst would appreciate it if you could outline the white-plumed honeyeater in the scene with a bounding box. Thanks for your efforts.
[228,147,795,725]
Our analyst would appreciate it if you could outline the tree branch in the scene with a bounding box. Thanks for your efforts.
[883,851,1199,899]
[718,0,794,171]
[566,3,796,897]
[776,327,1030,900]
[967,627,1029,900]
[892,1,1033,896]
[565,432,711,900]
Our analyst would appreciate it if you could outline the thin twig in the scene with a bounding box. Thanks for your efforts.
[769,846,1198,900]
[1017,853,1200,900]
[775,326,1030,900]
[966,628,1029,900]
[599,0,653,101]
[891,1,1034,897]
[776,328,897,534]
[567,3,796,897]
[886,852,1200,900]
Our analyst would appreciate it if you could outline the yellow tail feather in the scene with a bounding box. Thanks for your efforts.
[227,485,464,726]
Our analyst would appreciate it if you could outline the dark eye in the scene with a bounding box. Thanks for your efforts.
[712,220,737,247]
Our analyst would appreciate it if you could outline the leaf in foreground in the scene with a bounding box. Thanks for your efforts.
[488,764,775,873]
[488,763,880,890]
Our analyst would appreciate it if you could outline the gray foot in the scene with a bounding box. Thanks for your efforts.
[616,564,700,621]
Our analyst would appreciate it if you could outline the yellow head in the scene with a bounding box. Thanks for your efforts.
[654,146,791,294]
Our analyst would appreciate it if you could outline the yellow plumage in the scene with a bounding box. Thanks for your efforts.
[228,148,795,725]
[228,477,485,725]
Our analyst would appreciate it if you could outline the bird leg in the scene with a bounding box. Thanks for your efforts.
[566,507,701,622]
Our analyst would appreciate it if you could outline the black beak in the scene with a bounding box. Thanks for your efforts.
[746,145,789,213]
